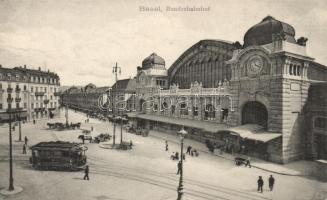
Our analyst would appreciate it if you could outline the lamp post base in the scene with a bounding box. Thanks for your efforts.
[0,186,23,195]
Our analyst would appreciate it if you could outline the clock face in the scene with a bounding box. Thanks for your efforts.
[248,56,263,75]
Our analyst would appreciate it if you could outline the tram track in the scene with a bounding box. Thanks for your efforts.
[87,155,271,200]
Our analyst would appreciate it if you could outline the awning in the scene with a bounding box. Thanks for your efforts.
[224,124,281,142]
[135,114,229,133]
[0,110,28,121]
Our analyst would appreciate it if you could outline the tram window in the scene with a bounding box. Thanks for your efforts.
[53,151,62,157]
[62,151,70,157]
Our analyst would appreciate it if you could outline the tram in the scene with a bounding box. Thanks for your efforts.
[30,141,88,171]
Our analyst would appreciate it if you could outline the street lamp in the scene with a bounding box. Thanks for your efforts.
[177,127,188,200]
[6,94,21,191]
[112,62,121,147]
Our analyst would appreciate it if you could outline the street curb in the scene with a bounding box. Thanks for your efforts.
[149,133,305,177]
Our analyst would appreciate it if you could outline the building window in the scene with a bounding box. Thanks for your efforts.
[31,86,34,92]
[297,65,301,76]
[193,106,198,116]
[8,103,11,109]
[0,103,2,109]
[289,64,293,75]
[180,103,188,117]
[24,103,27,108]
[24,85,27,91]
[221,108,229,121]
[314,117,327,130]
[31,103,34,109]
[16,103,19,108]
[204,104,215,120]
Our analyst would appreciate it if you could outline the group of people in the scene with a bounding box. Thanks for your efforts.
[166,141,199,161]
[186,145,199,157]
[257,175,275,193]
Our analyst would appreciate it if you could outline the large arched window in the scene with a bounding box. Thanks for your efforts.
[204,104,215,121]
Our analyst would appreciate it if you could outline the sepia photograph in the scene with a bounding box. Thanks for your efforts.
[0,0,326,200]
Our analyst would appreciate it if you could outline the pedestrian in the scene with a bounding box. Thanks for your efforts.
[82,135,85,144]
[176,161,182,175]
[91,126,94,131]
[245,157,251,168]
[186,146,192,155]
[33,119,36,124]
[191,149,194,157]
[165,140,168,151]
[24,136,28,145]
[83,165,89,180]
[268,175,275,191]
[12,125,15,131]
[257,176,264,193]
[70,158,73,171]
[130,140,133,149]
[22,144,26,154]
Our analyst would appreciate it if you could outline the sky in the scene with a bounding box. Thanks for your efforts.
[0,0,326,87]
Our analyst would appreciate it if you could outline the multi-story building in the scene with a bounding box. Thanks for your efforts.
[130,16,327,164]
[0,65,60,122]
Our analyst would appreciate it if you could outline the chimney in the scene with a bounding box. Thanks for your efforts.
[38,67,41,71]
[0,64,2,68]
[24,65,26,68]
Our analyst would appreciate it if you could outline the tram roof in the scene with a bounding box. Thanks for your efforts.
[30,141,86,151]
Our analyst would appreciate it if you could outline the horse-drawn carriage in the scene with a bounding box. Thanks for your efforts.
[135,128,149,137]
[47,122,81,130]
[29,141,88,171]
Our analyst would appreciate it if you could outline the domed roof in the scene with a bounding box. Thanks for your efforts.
[243,16,296,47]
[142,53,165,69]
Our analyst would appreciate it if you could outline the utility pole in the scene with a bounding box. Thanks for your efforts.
[9,111,14,191]
[112,62,121,147]
[65,104,68,126]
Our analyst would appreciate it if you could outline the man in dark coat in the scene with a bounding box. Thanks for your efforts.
[24,136,28,145]
[83,165,89,180]
[257,176,264,193]
[268,175,275,191]
[22,144,27,154]
[176,161,182,175]
[186,146,192,155]
[165,140,168,151]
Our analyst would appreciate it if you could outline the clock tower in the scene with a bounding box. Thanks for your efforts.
[226,16,314,163]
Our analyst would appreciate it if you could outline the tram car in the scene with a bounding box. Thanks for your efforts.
[30,141,88,171]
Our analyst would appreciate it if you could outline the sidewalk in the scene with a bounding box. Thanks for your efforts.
[149,130,314,176]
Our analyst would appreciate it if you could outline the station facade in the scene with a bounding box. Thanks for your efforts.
[132,16,327,163]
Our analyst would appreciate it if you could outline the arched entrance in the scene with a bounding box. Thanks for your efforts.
[242,101,268,128]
